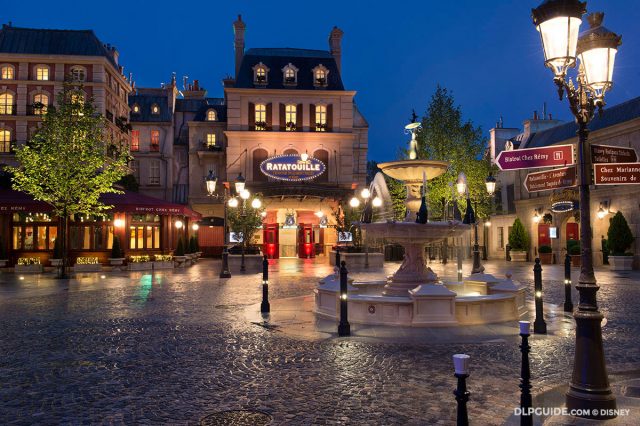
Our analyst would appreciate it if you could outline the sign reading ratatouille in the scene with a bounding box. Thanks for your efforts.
[260,154,326,182]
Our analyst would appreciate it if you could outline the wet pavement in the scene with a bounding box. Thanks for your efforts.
[0,257,639,425]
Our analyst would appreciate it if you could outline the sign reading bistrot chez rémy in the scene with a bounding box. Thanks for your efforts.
[260,154,326,182]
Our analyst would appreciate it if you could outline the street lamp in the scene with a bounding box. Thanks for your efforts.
[532,0,621,417]
[485,174,496,196]
[457,173,484,274]
[229,186,261,273]
[205,170,217,196]
[204,171,232,278]
[234,173,246,194]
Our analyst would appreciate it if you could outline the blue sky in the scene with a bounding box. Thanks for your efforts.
[5,0,640,161]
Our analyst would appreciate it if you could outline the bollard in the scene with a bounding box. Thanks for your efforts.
[338,260,350,337]
[563,254,573,312]
[219,247,232,278]
[452,354,470,426]
[260,255,270,313]
[533,258,547,334]
[519,321,533,426]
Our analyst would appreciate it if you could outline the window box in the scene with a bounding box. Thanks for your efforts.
[254,121,267,131]
[128,255,152,271]
[108,258,125,266]
[315,122,327,132]
[15,258,43,273]
[285,122,297,131]
[153,254,173,269]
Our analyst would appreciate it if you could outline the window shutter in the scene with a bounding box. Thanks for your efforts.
[266,103,273,130]
[310,104,316,130]
[327,104,333,131]
[248,102,255,130]
[296,103,303,131]
[279,103,286,129]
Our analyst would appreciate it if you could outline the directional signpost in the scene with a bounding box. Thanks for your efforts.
[593,163,640,185]
[524,166,576,193]
[496,144,574,171]
[591,144,637,164]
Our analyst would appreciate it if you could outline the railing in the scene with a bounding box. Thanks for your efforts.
[150,143,160,152]
[200,141,223,152]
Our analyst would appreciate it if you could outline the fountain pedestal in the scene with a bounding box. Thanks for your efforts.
[383,242,439,296]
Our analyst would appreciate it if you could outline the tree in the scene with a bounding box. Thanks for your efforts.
[8,81,130,277]
[227,199,264,250]
[412,85,497,220]
[607,211,634,255]
[332,201,363,248]
[117,174,139,192]
[508,218,530,251]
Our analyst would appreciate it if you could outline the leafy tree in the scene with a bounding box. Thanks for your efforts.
[117,174,139,192]
[189,235,197,254]
[608,211,634,255]
[227,197,264,250]
[508,218,530,251]
[8,81,130,277]
[175,237,185,256]
[411,85,497,220]
[332,201,363,248]
[53,237,62,259]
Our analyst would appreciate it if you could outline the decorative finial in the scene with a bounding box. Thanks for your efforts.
[588,12,604,28]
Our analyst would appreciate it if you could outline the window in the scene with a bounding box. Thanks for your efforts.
[151,103,160,115]
[149,161,160,185]
[70,91,85,105]
[255,103,267,130]
[313,65,329,86]
[130,160,140,182]
[282,63,298,84]
[285,105,297,131]
[314,149,329,182]
[1,65,15,80]
[0,129,12,153]
[206,109,217,121]
[35,65,49,81]
[33,94,49,115]
[132,103,140,114]
[497,226,504,249]
[315,105,327,131]
[284,148,298,155]
[206,133,216,148]
[131,130,140,152]
[252,148,269,182]
[150,130,160,152]
[129,215,161,250]
[0,92,14,115]
[253,63,269,84]
[70,66,86,82]
[11,212,57,251]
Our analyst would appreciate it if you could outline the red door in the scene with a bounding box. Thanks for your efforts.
[298,223,315,258]
[566,222,579,242]
[263,223,279,259]
[538,224,551,247]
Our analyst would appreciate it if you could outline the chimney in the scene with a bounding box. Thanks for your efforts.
[233,15,246,79]
[328,26,344,74]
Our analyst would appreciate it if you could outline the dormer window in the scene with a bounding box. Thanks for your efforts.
[253,63,269,85]
[206,109,217,121]
[70,66,86,82]
[132,103,140,114]
[151,103,160,115]
[282,63,299,86]
[313,65,329,87]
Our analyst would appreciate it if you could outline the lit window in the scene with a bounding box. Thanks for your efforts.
[132,103,140,114]
[285,105,297,131]
[150,130,160,151]
[151,104,160,115]
[70,66,86,82]
[282,63,298,84]
[253,63,269,84]
[131,130,140,152]
[0,92,14,115]
[255,104,267,130]
[313,65,329,86]
[149,161,160,185]
[206,109,217,121]
[1,65,14,80]
[315,105,327,131]
[70,91,85,105]
[33,94,49,115]
[206,133,216,148]
[0,129,11,153]
[35,65,49,81]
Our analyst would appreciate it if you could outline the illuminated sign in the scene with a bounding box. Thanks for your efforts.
[338,232,353,242]
[551,201,577,213]
[260,154,326,182]
[549,227,558,239]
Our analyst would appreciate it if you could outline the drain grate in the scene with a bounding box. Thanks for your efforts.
[200,410,272,425]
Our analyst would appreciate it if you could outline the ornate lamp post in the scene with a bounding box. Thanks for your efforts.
[206,170,232,278]
[532,0,621,417]
[350,188,382,268]
[456,173,486,274]
[228,173,261,273]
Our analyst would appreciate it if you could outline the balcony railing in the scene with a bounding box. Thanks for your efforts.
[200,141,223,152]
[150,143,160,152]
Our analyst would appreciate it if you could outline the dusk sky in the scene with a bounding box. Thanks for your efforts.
[5,0,640,161]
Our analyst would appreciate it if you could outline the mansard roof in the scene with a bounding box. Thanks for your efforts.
[0,24,118,68]
[129,93,172,122]
[175,98,227,122]
[235,47,344,90]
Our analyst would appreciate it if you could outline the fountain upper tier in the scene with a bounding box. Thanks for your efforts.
[377,160,449,183]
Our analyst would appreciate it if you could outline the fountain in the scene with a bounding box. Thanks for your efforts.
[315,123,527,326]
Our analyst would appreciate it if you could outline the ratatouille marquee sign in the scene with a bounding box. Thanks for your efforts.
[260,154,326,182]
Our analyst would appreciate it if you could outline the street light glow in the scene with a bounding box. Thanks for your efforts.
[372,196,383,207]
[251,198,262,209]
[228,197,239,208]
[349,197,360,208]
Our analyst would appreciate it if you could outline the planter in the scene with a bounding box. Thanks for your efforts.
[50,258,63,267]
[128,262,152,271]
[174,255,187,268]
[108,258,125,266]
[539,252,553,265]
[609,255,634,271]
[74,263,102,272]
[510,250,527,262]
[571,255,581,267]
[0,259,8,267]
[153,261,174,270]
[228,253,263,273]
[15,264,43,273]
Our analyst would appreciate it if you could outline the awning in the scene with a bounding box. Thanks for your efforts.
[0,189,202,220]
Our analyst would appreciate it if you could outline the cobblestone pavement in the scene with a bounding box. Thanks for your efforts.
[0,257,639,425]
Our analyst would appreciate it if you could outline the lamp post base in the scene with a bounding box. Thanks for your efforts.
[219,248,232,278]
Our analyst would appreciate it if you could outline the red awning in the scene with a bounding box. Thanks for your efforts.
[0,189,201,220]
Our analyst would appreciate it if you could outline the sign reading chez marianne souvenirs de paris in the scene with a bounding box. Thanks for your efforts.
[260,154,326,182]
[593,163,640,185]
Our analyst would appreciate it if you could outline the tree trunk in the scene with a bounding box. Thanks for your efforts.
[58,208,68,279]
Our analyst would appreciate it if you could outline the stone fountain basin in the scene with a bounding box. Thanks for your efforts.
[377,159,449,182]
[361,221,470,244]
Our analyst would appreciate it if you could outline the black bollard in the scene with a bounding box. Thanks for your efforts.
[219,246,231,278]
[337,260,350,337]
[519,321,533,426]
[260,255,270,313]
[452,354,470,426]
[563,253,573,312]
[533,258,547,334]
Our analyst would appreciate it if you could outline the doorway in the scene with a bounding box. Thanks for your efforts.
[298,223,315,258]
[263,223,279,259]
